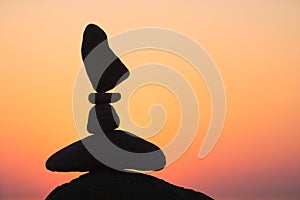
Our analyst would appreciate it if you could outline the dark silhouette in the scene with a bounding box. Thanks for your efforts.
[46,133,166,172]
[46,170,213,200]
[45,24,213,199]
[46,23,166,172]
[81,24,129,92]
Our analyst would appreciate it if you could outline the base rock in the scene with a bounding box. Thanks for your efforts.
[46,170,213,200]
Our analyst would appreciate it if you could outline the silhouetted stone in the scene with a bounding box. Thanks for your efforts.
[87,105,120,134]
[46,132,166,172]
[81,24,129,93]
[88,92,121,104]
[106,130,163,153]
[46,23,213,200]
[46,170,213,200]
[46,23,166,173]
[106,130,166,171]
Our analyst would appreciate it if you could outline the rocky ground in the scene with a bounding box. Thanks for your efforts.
[46,169,213,200]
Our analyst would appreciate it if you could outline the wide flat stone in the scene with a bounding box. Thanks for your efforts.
[46,131,166,172]
[46,138,109,172]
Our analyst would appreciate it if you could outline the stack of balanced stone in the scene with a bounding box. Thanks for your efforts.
[46,24,166,172]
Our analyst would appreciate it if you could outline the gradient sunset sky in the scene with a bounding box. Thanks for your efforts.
[0,0,299,199]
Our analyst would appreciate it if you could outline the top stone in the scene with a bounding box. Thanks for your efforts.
[81,24,129,93]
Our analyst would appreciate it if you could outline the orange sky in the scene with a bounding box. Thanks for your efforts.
[0,0,299,199]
